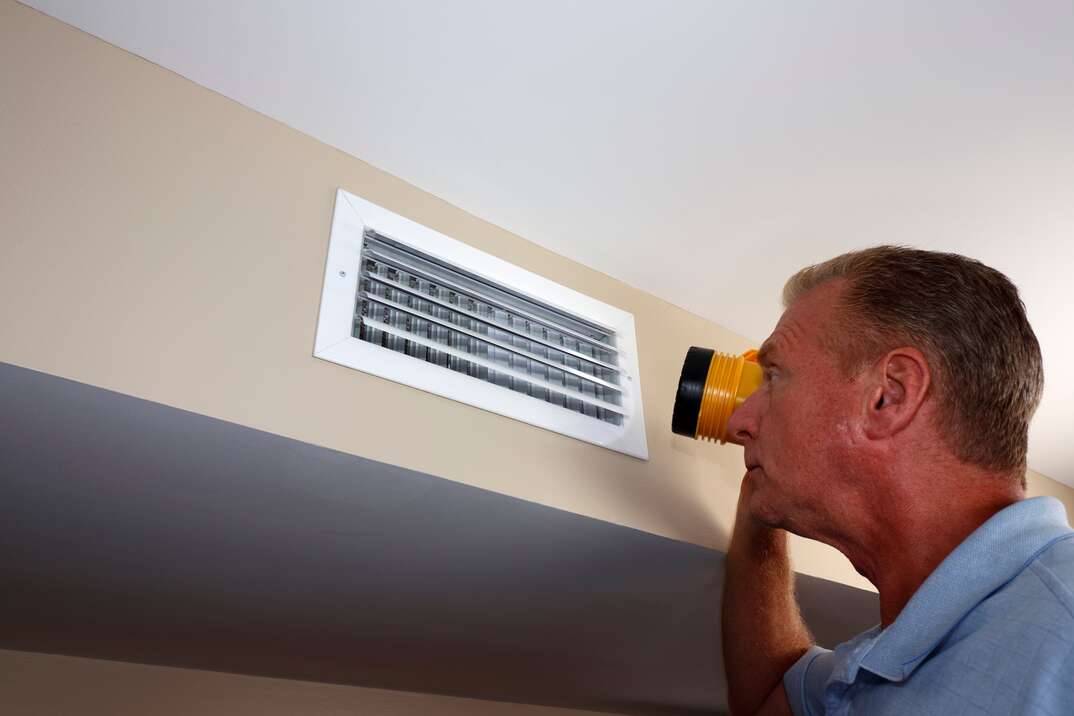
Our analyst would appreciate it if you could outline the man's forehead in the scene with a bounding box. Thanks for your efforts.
[758,293,829,363]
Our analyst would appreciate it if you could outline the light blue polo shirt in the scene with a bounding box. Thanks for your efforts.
[784,496,1074,715]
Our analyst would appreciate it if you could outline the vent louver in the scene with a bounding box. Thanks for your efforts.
[315,189,648,459]
[356,231,624,426]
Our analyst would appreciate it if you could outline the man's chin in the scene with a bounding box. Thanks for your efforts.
[747,491,785,530]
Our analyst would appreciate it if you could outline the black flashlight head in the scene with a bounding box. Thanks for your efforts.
[671,346,715,438]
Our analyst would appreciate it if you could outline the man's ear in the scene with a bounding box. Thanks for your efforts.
[864,347,931,439]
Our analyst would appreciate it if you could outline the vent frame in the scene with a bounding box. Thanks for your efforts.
[314,189,649,460]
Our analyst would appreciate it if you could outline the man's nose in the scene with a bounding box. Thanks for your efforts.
[726,393,759,446]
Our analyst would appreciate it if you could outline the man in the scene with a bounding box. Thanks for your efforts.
[721,246,1073,715]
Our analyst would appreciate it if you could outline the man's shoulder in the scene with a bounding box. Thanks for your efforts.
[1027,532,1074,619]
[957,531,1074,646]
[910,538,1074,715]
[945,532,1074,646]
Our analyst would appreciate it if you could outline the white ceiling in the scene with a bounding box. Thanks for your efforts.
[25,0,1073,485]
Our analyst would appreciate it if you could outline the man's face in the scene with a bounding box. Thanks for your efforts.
[726,280,869,536]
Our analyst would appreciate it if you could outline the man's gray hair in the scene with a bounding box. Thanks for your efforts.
[783,246,1043,476]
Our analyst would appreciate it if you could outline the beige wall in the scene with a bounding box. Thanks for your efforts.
[2,0,1070,598]
[1027,467,1074,517]
[0,649,619,716]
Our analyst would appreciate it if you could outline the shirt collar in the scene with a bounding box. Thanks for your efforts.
[857,496,1073,682]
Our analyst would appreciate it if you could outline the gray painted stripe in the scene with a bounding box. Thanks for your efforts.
[0,361,876,715]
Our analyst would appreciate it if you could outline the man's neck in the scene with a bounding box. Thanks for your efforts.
[832,463,1025,629]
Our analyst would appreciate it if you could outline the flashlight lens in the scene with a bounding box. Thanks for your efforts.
[672,346,715,437]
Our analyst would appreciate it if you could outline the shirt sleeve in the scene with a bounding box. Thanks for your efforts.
[783,645,835,716]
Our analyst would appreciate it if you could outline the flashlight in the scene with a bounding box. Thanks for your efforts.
[672,347,762,445]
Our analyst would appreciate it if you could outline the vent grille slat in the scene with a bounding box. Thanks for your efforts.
[363,247,618,356]
[362,319,627,418]
[362,272,621,372]
[358,291,624,392]
[354,231,626,426]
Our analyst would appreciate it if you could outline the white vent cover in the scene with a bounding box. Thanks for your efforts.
[315,189,648,460]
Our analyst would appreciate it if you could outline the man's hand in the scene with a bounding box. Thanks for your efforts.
[721,472,811,716]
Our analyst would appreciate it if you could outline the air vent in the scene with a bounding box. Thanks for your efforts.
[315,189,648,459]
